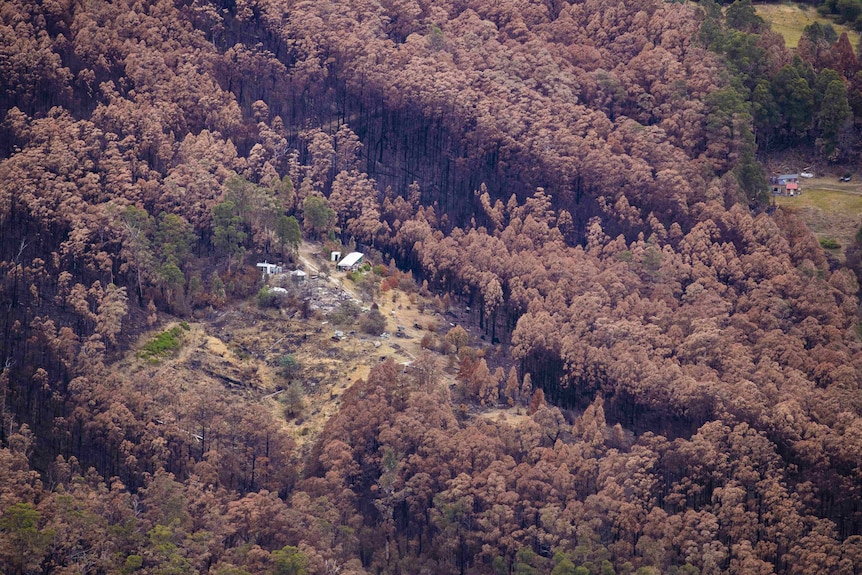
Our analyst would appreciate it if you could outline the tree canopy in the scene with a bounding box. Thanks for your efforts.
[1,0,862,572]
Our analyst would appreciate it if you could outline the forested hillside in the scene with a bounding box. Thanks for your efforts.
[2,0,862,573]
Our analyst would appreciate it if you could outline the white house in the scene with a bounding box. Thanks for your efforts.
[256,261,282,277]
[337,252,364,271]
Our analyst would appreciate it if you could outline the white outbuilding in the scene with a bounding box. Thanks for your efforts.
[336,252,364,271]
[256,261,282,277]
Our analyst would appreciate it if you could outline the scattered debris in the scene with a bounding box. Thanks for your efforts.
[299,274,362,314]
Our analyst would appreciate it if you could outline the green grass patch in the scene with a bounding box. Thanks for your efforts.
[776,187,862,260]
[755,3,860,49]
[776,188,862,213]
[138,325,186,362]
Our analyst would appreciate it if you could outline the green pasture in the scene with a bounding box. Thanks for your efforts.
[776,186,862,257]
[755,3,860,49]
[777,187,862,212]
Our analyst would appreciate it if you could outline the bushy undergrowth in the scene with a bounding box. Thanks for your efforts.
[138,323,189,361]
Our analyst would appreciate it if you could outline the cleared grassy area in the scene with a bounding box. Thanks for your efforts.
[776,185,862,258]
[755,3,860,49]
[777,187,862,212]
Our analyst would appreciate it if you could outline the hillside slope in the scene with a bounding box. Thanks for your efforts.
[1,0,862,573]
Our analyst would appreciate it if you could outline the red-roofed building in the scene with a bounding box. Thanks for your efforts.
[770,174,801,196]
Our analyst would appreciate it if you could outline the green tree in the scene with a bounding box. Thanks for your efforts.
[302,194,335,239]
[147,523,198,575]
[817,78,852,158]
[123,555,143,574]
[816,68,844,100]
[725,0,764,33]
[704,87,756,173]
[272,174,295,210]
[213,564,252,575]
[276,215,302,255]
[155,212,194,267]
[772,64,815,138]
[720,30,766,90]
[428,24,445,51]
[752,79,780,149]
[121,205,156,304]
[551,553,577,575]
[514,547,541,575]
[271,545,308,575]
[209,271,226,303]
[836,0,861,24]
[0,503,52,574]
[158,262,186,308]
[735,149,769,205]
[278,354,301,378]
[122,204,154,234]
[803,21,838,45]
[212,200,247,271]
[224,175,257,221]
[697,0,724,48]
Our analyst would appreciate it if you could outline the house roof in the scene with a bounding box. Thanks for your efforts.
[786,182,799,190]
[337,252,364,268]
[778,174,798,181]
[290,269,307,276]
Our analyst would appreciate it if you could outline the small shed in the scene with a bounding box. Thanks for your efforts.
[337,252,365,271]
[290,269,307,282]
[330,251,341,262]
[256,261,282,277]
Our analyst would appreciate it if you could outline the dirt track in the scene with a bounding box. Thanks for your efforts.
[801,177,862,194]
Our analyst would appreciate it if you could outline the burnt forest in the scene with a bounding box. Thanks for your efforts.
[2,0,862,573]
